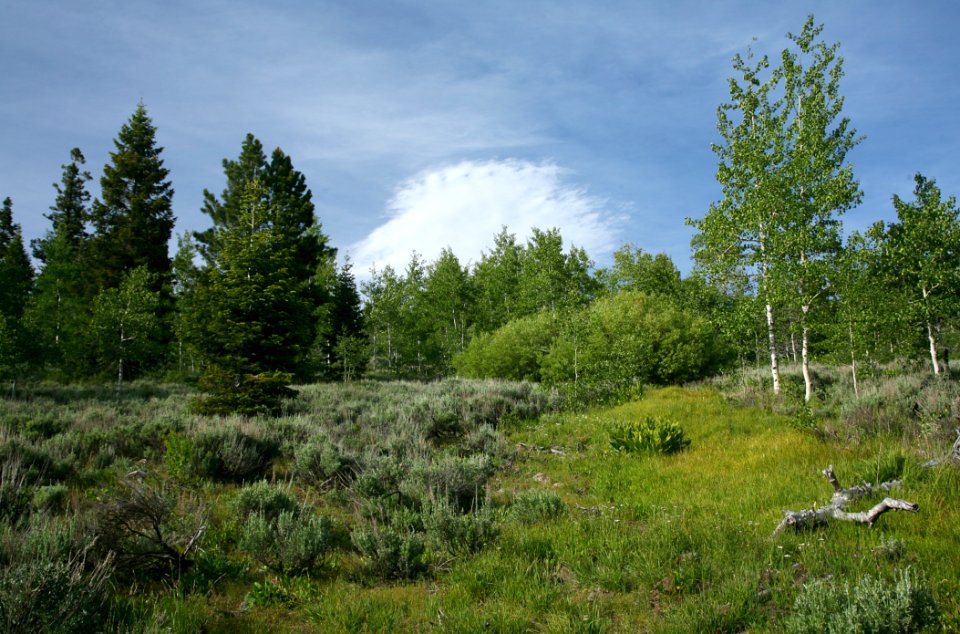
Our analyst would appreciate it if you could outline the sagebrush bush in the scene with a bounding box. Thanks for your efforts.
[292,434,353,487]
[405,453,495,511]
[422,499,499,556]
[233,480,297,521]
[608,415,690,455]
[510,489,565,524]
[239,509,331,575]
[166,429,277,482]
[350,523,427,580]
[0,517,113,634]
[785,569,939,634]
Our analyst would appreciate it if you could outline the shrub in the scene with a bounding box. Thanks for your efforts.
[0,553,113,633]
[785,569,939,634]
[292,435,353,487]
[422,500,499,556]
[31,484,69,515]
[233,480,297,521]
[239,509,331,575]
[510,489,565,524]
[406,453,495,511]
[609,415,690,455]
[191,368,296,416]
[92,477,206,577]
[167,429,277,482]
[350,523,427,580]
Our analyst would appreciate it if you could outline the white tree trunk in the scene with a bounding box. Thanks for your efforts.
[766,302,782,395]
[927,320,941,376]
[848,322,859,398]
[801,306,812,402]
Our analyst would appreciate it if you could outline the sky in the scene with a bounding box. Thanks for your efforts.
[2,1,959,280]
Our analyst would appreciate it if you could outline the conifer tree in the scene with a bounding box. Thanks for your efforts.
[88,103,175,293]
[196,134,336,377]
[0,198,34,319]
[27,150,94,375]
[0,197,36,385]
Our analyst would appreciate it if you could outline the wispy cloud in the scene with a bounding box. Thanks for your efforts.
[348,159,624,276]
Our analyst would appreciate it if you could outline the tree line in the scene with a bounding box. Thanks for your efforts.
[2,16,958,410]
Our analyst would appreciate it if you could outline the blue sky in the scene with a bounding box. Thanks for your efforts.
[2,1,959,278]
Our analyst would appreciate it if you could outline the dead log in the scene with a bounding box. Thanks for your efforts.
[771,465,919,537]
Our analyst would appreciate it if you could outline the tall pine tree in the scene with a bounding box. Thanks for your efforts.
[0,197,36,385]
[27,150,95,376]
[196,134,336,378]
[88,103,175,293]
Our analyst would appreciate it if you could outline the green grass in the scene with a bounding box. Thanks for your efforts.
[1,379,957,632]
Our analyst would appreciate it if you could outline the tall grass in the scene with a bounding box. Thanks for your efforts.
[0,376,957,631]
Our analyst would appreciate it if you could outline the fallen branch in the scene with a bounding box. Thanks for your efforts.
[771,465,919,537]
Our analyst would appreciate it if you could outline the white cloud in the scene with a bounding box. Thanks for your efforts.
[348,159,623,277]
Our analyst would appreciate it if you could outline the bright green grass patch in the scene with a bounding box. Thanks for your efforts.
[490,386,955,631]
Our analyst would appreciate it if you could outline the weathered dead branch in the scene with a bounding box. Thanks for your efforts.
[771,465,919,537]
[922,429,960,468]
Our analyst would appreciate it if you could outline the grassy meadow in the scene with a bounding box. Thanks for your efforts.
[1,372,958,632]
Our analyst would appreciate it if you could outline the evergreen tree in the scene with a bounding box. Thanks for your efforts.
[196,135,335,377]
[27,150,94,376]
[187,179,313,376]
[0,198,34,319]
[88,103,175,293]
[0,197,36,385]
[32,147,91,263]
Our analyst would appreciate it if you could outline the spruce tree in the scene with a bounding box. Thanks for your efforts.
[0,197,36,385]
[196,134,336,377]
[88,103,175,293]
[27,150,95,375]
[187,180,311,413]
[0,197,34,319]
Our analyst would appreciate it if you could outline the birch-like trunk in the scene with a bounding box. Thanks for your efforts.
[848,322,859,398]
[766,301,781,395]
[759,232,781,395]
[801,306,812,402]
[921,286,941,375]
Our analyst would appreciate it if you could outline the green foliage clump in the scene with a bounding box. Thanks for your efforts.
[292,434,353,487]
[422,500,499,556]
[31,484,69,515]
[350,523,427,580]
[785,569,939,634]
[509,489,565,524]
[233,480,297,521]
[406,453,495,511]
[191,368,295,416]
[239,509,331,575]
[0,518,113,634]
[609,415,690,455]
[165,429,277,482]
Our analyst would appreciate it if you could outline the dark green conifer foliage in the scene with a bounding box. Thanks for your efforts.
[0,197,34,319]
[0,197,36,385]
[88,103,175,293]
[33,148,91,263]
[27,150,95,376]
[189,179,312,375]
[196,134,336,377]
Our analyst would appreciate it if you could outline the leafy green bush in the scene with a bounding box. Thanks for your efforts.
[406,453,495,511]
[510,489,565,524]
[191,368,296,416]
[31,484,68,515]
[292,435,353,487]
[609,415,690,455]
[166,429,277,482]
[239,509,331,575]
[350,523,427,580]
[422,500,499,556]
[785,569,939,634]
[234,480,298,521]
